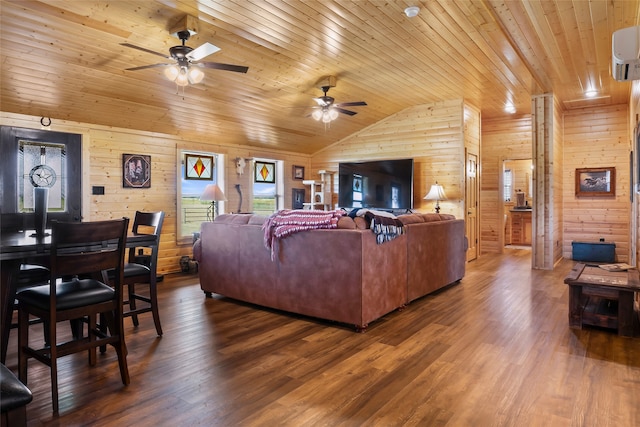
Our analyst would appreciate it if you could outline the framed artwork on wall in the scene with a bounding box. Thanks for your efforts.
[255,161,275,183]
[123,153,151,188]
[575,167,615,197]
[293,165,305,180]
[292,188,305,209]
[185,154,214,180]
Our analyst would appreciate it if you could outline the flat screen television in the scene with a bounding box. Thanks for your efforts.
[338,159,414,211]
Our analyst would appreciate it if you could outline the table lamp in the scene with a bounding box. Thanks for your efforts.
[200,184,227,221]
[424,182,447,213]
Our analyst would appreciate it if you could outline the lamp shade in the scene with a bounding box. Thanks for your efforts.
[200,184,227,201]
[424,183,447,201]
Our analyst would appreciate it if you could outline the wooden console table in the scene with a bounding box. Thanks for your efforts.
[564,263,640,336]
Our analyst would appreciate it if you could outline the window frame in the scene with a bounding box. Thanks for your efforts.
[176,148,225,245]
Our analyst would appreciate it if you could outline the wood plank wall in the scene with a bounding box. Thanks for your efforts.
[480,115,532,254]
[563,104,630,262]
[311,99,468,220]
[482,103,631,264]
[632,81,640,267]
[0,112,311,274]
[552,96,564,264]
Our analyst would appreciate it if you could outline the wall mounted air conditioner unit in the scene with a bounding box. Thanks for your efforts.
[612,25,640,81]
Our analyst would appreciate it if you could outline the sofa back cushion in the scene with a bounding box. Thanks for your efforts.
[398,213,456,225]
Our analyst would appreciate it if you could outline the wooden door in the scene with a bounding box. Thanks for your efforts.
[466,152,478,261]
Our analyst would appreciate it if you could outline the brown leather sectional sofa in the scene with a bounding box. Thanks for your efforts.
[193,212,467,331]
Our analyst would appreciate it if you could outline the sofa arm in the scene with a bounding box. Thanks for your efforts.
[192,238,202,262]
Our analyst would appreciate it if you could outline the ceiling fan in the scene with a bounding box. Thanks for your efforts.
[311,84,367,123]
[121,29,248,87]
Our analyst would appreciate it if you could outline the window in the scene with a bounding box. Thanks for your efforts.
[504,169,512,201]
[177,149,224,243]
[252,158,283,215]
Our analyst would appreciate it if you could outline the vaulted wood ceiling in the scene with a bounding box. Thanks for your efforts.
[1,1,638,154]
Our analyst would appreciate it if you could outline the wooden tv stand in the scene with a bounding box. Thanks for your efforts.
[564,263,640,336]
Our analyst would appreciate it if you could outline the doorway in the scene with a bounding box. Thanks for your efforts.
[502,158,533,251]
[466,152,478,261]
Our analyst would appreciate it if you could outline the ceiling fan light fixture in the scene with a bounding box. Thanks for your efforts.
[322,112,332,123]
[312,109,323,121]
[175,68,190,87]
[329,108,339,121]
[187,67,205,84]
[164,65,180,81]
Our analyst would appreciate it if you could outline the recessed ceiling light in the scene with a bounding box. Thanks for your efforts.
[404,6,420,18]
[504,103,516,114]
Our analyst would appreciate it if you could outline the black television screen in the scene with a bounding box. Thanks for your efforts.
[338,159,414,211]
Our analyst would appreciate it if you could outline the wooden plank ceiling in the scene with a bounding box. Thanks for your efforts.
[1,0,638,154]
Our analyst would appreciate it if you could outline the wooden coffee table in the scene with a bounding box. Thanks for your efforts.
[564,263,640,336]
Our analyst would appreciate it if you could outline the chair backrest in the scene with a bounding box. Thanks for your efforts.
[128,211,164,268]
[131,211,164,237]
[50,218,129,281]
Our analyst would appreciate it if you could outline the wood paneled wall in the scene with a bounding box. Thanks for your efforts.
[1,112,311,274]
[551,95,564,264]
[631,81,640,267]
[311,99,468,219]
[480,116,532,254]
[563,105,630,262]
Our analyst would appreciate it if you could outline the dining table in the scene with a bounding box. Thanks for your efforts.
[1,228,158,363]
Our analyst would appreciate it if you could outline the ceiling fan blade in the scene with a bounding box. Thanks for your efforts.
[313,96,334,107]
[198,62,249,73]
[120,43,170,59]
[125,63,171,71]
[187,42,221,61]
[336,101,367,107]
[335,108,358,116]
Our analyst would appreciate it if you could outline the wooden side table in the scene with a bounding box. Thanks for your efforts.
[564,263,640,336]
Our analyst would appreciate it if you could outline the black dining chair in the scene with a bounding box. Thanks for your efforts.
[16,218,130,412]
[116,211,164,336]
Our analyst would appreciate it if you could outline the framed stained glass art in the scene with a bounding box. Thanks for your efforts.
[185,154,214,180]
[255,161,275,183]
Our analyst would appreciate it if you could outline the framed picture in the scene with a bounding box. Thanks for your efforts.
[255,161,275,183]
[185,154,214,180]
[292,188,305,209]
[575,167,615,197]
[293,165,305,180]
[123,153,151,188]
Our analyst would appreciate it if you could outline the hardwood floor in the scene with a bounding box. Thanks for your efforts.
[5,249,640,426]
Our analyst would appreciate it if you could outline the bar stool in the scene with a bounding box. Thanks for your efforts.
[17,218,131,412]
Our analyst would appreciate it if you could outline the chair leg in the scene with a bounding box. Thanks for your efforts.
[69,318,83,340]
[99,313,107,354]
[47,319,59,413]
[17,308,29,386]
[87,314,97,366]
[149,281,163,336]
[127,283,139,327]
[102,310,130,385]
